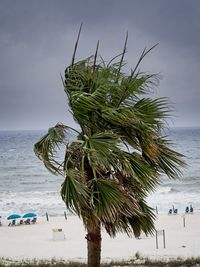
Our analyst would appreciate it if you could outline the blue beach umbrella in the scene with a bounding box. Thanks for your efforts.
[23,212,37,218]
[7,214,21,220]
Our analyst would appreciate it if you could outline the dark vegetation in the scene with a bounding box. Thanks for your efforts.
[1,258,200,267]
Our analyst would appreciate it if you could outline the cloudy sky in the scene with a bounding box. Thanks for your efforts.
[0,0,200,130]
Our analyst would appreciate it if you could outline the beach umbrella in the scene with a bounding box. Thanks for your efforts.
[7,214,21,220]
[22,212,37,218]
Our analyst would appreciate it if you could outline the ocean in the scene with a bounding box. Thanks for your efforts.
[0,127,200,217]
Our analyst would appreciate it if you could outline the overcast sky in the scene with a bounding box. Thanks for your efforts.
[0,0,200,130]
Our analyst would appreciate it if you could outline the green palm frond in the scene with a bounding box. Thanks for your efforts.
[63,140,83,172]
[154,137,186,178]
[102,199,155,238]
[101,107,137,127]
[133,97,171,124]
[81,132,120,177]
[123,199,156,237]
[61,169,89,216]
[88,179,125,221]
[34,124,79,175]
[114,73,159,108]
[120,152,159,192]
[88,179,141,222]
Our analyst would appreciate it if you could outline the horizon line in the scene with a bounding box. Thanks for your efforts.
[0,125,200,132]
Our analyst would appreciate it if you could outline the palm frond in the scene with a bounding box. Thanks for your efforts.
[88,179,124,221]
[81,132,120,176]
[120,152,159,192]
[92,40,99,76]
[133,97,171,122]
[61,169,89,216]
[34,124,79,175]
[71,23,83,66]
[88,179,141,222]
[154,137,186,178]
[102,199,155,238]
[131,43,159,78]
[115,32,128,83]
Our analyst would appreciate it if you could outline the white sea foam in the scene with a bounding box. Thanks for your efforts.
[0,190,66,217]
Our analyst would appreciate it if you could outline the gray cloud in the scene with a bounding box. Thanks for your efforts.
[0,0,200,130]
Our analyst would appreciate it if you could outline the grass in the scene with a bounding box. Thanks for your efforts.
[1,256,200,267]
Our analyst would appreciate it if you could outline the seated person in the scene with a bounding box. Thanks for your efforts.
[190,205,194,213]
[24,218,31,224]
[174,208,178,214]
[168,208,172,214]
[8,219,16,226]
[31,217,37,223]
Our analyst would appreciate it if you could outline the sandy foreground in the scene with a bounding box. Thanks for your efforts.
[0,213,200,262]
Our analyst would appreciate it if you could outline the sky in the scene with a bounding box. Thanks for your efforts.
[0,0,200,130]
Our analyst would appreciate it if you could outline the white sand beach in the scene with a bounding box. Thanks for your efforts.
[0,213,200,262]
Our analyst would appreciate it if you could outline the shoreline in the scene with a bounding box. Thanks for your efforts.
[0,214,200,261]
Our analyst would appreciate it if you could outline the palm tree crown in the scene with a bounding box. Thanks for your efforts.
[34,31,185,266]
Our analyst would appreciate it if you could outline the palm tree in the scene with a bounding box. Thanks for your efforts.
[34,28,185,267]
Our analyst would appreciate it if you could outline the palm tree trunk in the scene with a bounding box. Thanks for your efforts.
[86,222,101,267]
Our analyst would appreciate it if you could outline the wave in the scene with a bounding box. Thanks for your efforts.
[20,182,46,185]
[156,186,179,194]
[0,190,66,217]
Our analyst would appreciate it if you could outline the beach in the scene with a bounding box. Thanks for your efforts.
[0,213,200,262]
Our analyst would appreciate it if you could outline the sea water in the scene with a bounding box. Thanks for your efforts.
[0,127,200,216]
[148,127,200,213]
